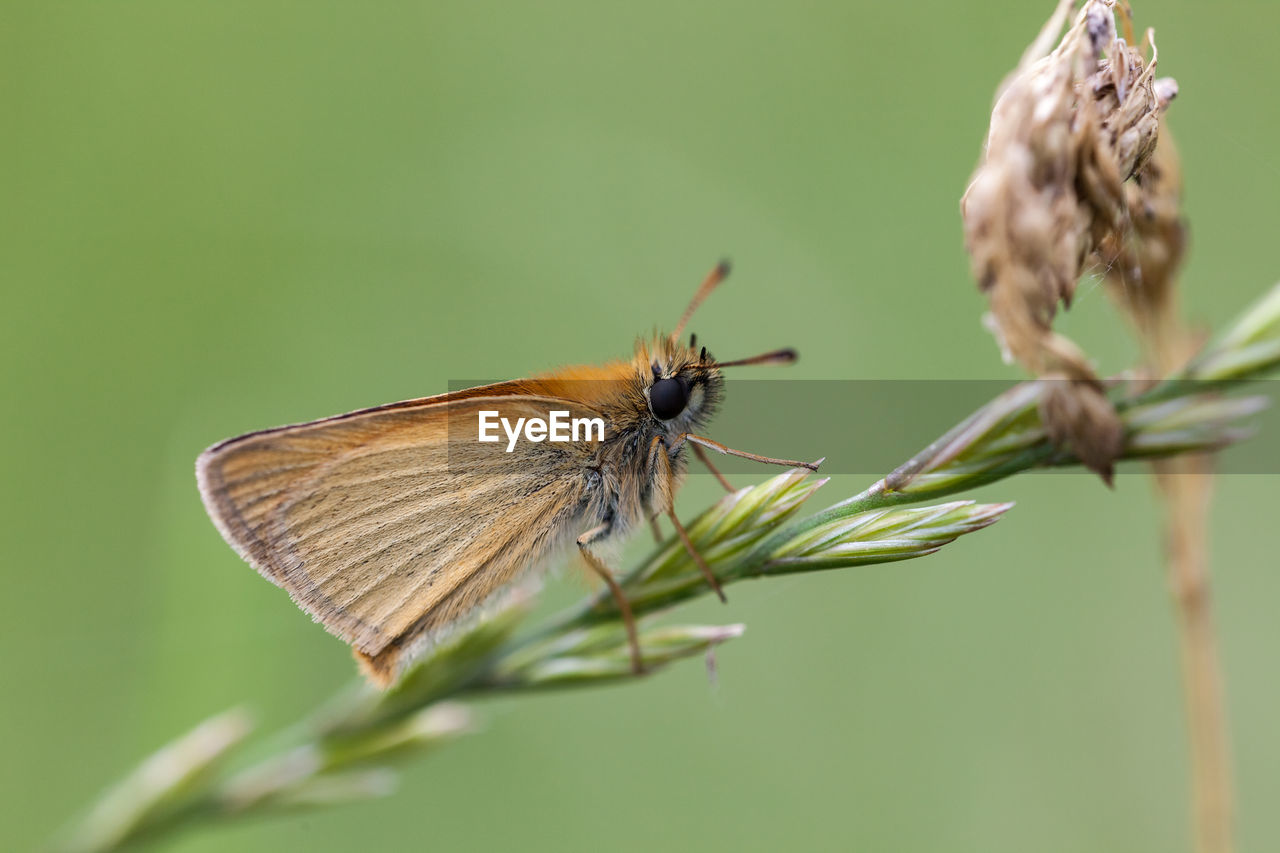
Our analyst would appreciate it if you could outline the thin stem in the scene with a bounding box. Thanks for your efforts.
[1144,301,1234,852]
[1134,241,1235,852]
[1156,457,1233,853]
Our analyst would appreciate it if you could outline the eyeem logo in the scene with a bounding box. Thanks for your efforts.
[478,410,606,452]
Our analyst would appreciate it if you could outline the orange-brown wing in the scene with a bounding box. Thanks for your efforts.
[196,393,604,682]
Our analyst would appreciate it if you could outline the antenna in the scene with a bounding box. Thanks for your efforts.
[671,259,731,344]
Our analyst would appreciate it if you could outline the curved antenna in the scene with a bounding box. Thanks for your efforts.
[714,348,798,368]
[671,259,731,344]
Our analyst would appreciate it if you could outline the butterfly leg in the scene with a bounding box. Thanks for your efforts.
[691,441,735,492]
[649,435,727,603]
[577,523,645,675]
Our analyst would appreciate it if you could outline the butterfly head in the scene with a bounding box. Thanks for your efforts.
[640,334,724,432]
[634,260,798,431]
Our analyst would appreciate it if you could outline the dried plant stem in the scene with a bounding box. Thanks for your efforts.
[1125,152,1233,849]
[1135,336,1233,853]
[1157,456,1232,853]
[1148,293,1233,853]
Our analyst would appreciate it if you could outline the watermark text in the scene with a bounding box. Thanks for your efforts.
[477,410,605,452]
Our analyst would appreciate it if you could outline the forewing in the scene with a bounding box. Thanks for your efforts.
[196,394,602,659]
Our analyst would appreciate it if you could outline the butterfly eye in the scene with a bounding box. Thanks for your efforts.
[648,376,689,421]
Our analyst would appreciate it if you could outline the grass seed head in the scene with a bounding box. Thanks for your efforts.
[961,0,1177,480]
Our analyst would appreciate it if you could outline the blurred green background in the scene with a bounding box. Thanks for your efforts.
[4,1,1278,851]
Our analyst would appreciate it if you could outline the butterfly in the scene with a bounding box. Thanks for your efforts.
[197,261,815,686]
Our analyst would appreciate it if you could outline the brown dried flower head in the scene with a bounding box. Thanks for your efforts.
[1101,115,1191,368]
[961,0,1178,482]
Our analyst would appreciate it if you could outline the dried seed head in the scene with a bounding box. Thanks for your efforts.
[1040,377,1126,485]
[961,0,1177,480]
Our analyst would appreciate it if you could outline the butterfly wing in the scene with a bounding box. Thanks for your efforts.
[196,391,604,684]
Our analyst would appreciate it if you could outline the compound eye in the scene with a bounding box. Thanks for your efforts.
[648,376,688,421]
